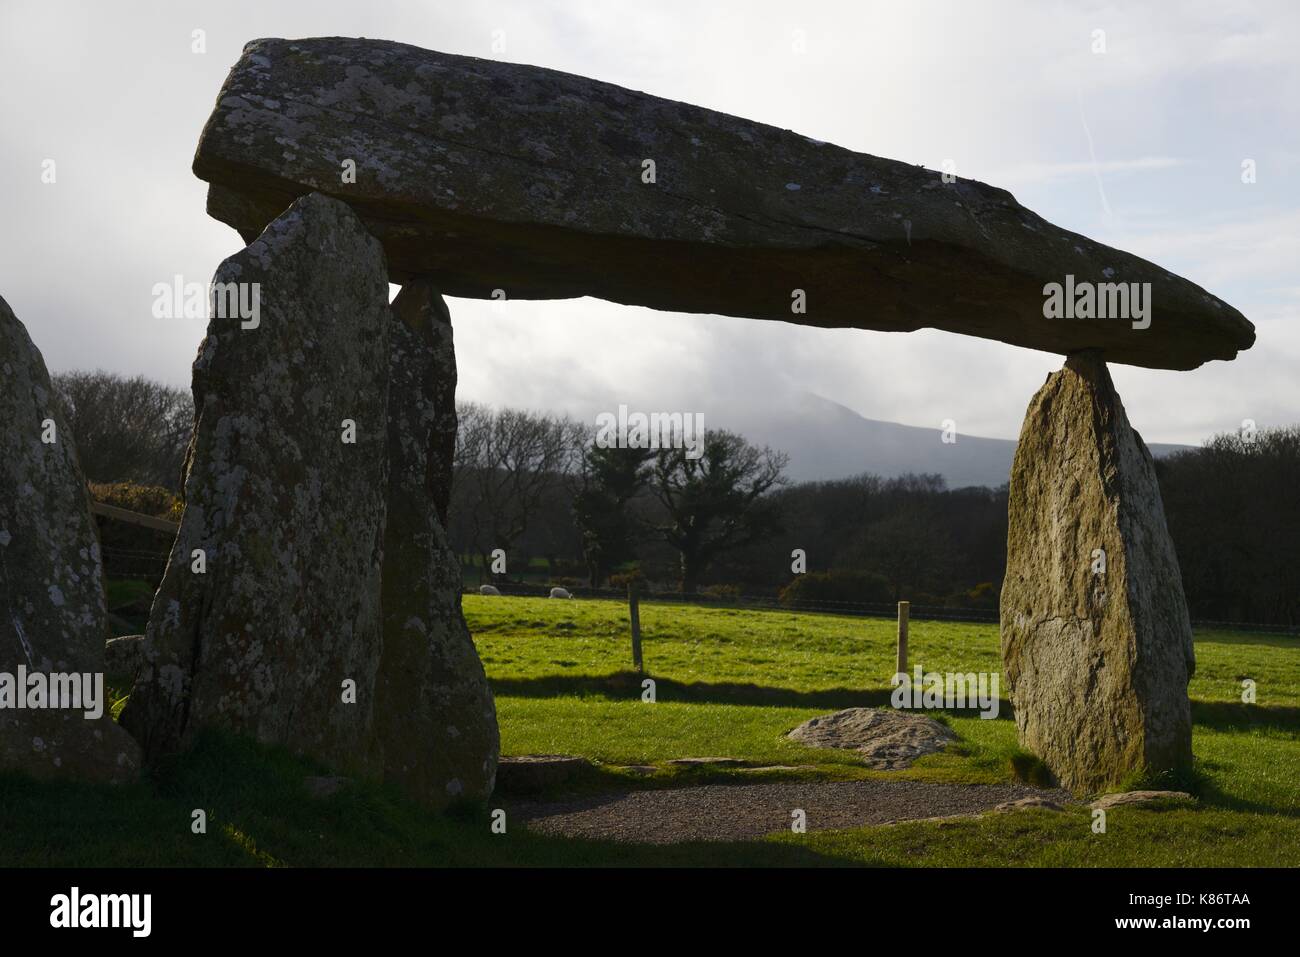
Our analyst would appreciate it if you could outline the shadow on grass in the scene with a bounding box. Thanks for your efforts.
[0,730,861,868]
[1190,699,1300,734]
[495,672,1300,737]
[490,670,1016,719]
[1184,765,1300,819]
[1193,630,1300,650]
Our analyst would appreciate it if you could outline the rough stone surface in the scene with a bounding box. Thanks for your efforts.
[0,295,140,782]
[495,754,593,794]
[1090,790,1195,810]
[993,796,1067,813]
[103,634,149,677]
[735,765,817,774]
[374,280,498,806]
[417,284,459,529]
[120,193,391,775]
[786,708,956,769]
[1001,351,1196,793]
[193,37,1252,371]
[303,774,351,798]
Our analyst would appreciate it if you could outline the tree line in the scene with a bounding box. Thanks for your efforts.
[55,370,1300,627]
[447,402,788,595]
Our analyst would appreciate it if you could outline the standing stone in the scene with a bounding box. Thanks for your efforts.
[375,281,498,806]
[120,193,391,775]
[398,282,458,528]
[0,295,140,782]
[1001,351,1195,792]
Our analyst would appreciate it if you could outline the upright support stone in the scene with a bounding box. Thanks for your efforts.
[1001,351,1195,792]
[0,295,141,782]
[120,193,391,775]
[418,285,458,529]
[374,280,498,806]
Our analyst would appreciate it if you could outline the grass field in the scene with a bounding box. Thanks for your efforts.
[2,594,1297,866]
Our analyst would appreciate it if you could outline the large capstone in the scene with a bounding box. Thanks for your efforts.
[120,193,391,774]
[192,37,1252,370]
[374,281,498,806]
[1000,351,1195,792]
[0,295,141,782]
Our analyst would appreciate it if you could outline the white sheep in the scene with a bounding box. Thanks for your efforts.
[548,586,574,599]
[478,584,502,596]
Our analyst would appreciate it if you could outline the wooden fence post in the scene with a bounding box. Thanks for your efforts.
[896,600,909,678]
[629,581,644,672]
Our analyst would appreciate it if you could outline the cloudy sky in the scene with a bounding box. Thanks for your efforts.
[2,0,1296,455]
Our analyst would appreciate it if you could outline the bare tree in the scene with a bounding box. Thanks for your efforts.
[52,370,194,491]
[451,403,584,582]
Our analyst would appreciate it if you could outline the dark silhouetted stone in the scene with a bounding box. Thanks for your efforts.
[120,193,390,775]
[0,295,140,782]
[374,281,497,806]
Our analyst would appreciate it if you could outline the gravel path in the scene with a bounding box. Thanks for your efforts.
[511,780,1072,844]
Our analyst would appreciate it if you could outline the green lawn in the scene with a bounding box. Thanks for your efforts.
[2,594,1297,866]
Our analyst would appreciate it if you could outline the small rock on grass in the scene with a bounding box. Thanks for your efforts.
[496,754,594,794]
[787,708,956,770]
[736,765,815,774]
[1090,790,1195,810]
[993,796,1067,813]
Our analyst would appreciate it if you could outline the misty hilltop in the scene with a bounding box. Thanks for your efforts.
[716,391,1190,488]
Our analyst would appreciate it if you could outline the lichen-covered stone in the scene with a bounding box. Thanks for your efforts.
[787,708,956,770]
[1001,351,1195,792]
[1089,790,1195,810]
[104,634,149,678]
[395,282,458,528]
[374,281,497,806]
[0,295,140,782]
[192,37,1253,370]
[120,193,391,775]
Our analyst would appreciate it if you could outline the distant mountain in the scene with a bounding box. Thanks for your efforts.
[715,391,1190,489]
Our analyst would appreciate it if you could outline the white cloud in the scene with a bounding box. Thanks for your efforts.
[0,0,1295,469]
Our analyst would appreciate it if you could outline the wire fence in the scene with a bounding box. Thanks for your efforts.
[97,543,1299,637]
[469,580,1300,636]
[473,580,1000,623]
